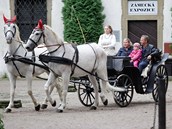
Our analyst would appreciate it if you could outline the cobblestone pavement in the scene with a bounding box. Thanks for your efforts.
[0,78,172,129]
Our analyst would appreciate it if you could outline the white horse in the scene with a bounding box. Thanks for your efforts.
[3,16,62,113]
[25,20,126,112]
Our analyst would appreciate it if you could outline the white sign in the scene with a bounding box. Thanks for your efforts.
[128,1,158,15]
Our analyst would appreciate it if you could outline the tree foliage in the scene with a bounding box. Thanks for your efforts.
[62,0,105,44]
[0,116,4,129]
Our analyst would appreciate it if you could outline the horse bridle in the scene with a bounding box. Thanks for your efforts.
[28,29,63,55]
[4,23,16,38]
[28,29,45,48]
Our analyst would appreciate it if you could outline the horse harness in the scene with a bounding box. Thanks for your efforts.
[4,44,49,78]
[39,43,79,76]
[27,28,98,78]
[39,43,99,79]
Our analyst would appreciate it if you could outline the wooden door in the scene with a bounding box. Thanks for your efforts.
[128,21,157,47]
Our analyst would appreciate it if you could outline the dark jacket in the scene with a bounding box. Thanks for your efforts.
[116,46,133,56]
[141,44,156,61]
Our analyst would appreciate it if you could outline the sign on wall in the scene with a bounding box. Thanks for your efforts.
[128,1,158,15]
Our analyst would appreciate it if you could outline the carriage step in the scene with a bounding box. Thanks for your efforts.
[0,100,22,108]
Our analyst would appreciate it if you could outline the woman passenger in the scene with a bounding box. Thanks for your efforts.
[116,38,133,56]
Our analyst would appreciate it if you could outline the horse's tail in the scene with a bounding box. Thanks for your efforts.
[106,82,127,92]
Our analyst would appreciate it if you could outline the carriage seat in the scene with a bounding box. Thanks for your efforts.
[107,56,131,71]
[141,49,162,77]
[150,49,162,63]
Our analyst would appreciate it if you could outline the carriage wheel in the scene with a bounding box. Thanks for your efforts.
[113,74,134,107]
[78,79,95,107]
[152,65,168,102]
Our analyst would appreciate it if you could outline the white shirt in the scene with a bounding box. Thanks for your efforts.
[98,33,116,55]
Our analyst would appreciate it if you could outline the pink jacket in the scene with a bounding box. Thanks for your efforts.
[129,49,142,61]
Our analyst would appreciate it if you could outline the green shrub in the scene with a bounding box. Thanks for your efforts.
[0,115,4,129]
[62,0,105,44]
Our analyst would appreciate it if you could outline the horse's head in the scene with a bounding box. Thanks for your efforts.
[25,19,44,51]
[3,15,17,44]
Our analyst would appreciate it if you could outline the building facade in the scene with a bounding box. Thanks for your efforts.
[0,0,171,77]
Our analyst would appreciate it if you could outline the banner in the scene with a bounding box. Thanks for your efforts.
[128,1,158,15]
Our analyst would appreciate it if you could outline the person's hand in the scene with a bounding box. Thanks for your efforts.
[147,55,152,60]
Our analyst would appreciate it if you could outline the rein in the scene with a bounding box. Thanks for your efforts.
[39,54,107,81]
[37,43,62,48]
[4,42,49,77]
[4,43,27,78]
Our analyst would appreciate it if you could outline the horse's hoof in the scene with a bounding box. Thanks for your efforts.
[35,104,40,111]
[103,99,108,106]
[90,106,97,110]
[57,109,63,113]
[41,104,48,109]
[52,100,56,107]
[4,108,12,113]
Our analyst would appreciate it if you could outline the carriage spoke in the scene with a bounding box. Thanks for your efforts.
[80,92,86,96]
[124,78,129,86]
[90,93,95,99]
[82,93,87,102]
[86,94,89,105]
[126,93,132,99]
[88,93,93,105]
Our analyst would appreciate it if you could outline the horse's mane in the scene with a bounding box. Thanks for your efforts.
[44,25,63,45]
[14,24,23,43]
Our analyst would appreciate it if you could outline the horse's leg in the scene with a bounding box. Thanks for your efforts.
[41,83,55,109]
[55,77,63,105]
[96,69,109,106]
[4,74,17,113]
[57,75,70,113]
[88,75,99,110]
[41,78,62,109]
[44,72,56,107]
[26,74,40,111]
[99,80,108,106]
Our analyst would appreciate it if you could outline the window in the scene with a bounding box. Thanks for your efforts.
[14,0,47,41]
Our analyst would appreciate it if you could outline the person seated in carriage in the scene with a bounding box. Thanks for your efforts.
[138,35,159,72]
[129,42,142,67]
[116,38,133,56]
[98,25,117,55]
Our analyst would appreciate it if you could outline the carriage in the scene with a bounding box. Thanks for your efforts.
[75,51,169,107]
[4,16,168,112]
[24,19,169,112]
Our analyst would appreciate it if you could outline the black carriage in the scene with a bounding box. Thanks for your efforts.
[77,50,169,107]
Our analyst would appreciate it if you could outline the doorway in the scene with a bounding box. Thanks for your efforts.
[128,20,157,47]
